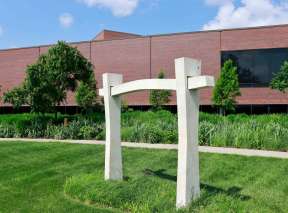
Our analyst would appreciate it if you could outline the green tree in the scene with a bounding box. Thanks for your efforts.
[75,80,97,114]
[270,61,288,93]
[149,70,172,110]
[3,84,28,110]
[4,41,97,116]
[212,59,241,115]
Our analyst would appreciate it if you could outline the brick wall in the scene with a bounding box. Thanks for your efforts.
[94,30,141,41]
[151,32,220,105]
[1,25,288,107]
[0,47,39,106]
[91,37,150,105]
[221,25,288,105]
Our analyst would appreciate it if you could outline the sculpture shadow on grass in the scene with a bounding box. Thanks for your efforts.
[143,168,251,202]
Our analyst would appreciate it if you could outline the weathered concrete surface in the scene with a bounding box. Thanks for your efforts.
[175,58,201,208]
[102,73,123,181]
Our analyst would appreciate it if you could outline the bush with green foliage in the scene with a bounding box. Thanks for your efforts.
[270,60,288,93]
[212,59,241,115]
[3,85,28,110]
[149,70,172,109]
[3,41,97,115]
[75,81,97,114]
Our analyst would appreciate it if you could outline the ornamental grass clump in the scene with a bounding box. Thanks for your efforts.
[45,119,104,140]
[0,110,288,151]
[207,121,288,151]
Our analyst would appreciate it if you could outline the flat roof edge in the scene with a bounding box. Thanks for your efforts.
[1,23,288,52]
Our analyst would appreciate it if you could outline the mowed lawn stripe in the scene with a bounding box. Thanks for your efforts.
[0,142,287,212]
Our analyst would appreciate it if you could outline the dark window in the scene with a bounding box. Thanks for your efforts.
[221,48,288,87]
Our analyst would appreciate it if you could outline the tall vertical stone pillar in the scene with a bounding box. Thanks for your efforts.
[175,58,201,208]
[102,73,123,180]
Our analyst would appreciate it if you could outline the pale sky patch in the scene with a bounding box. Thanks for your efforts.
[203,0,288,30]
[59,13,74,28]
[0,26,3,36]
[77,0,139,17]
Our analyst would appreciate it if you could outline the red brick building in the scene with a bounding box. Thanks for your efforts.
[1,25,288,113]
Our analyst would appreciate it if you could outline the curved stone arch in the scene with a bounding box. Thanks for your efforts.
[99,57,215,209]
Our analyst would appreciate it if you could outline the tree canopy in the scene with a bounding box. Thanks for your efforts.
[212,59,241,115]
[149,70,172,109]
[270,61,288,93]
[3,41,97,114]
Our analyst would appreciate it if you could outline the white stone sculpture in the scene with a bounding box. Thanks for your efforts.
[99,57,215,208]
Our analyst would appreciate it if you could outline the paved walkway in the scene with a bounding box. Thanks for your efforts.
[0,138,287,159]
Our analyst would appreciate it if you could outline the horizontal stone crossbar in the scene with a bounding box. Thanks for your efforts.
[99,75,214,96]
[188,76,214,90]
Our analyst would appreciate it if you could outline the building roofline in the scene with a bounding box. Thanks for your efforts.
[93,29,142,40]
[145,23,288,38]
[0,40,93,53]
[1,23,288,52]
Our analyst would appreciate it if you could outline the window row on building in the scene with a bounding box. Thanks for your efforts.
[222,48,288,87]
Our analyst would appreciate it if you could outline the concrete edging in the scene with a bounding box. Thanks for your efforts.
[0,138,287,159]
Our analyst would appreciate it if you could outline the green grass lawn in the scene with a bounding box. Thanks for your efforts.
[0,142,287,212]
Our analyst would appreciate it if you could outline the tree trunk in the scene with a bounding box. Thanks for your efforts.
[219,107,225,116]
